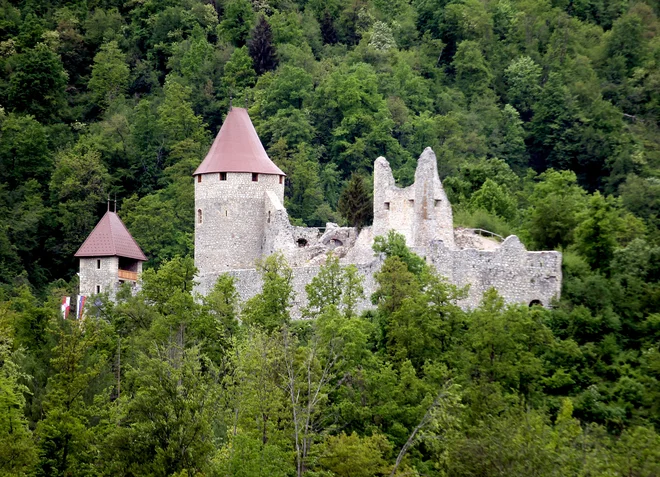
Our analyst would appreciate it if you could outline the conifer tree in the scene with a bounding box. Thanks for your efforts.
[320,11,338,45]
[337,174,373,230]
[248,16,278,76]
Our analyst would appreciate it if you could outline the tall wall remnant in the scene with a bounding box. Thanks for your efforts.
[193,108,562,315]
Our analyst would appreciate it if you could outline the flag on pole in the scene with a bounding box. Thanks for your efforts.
[76,295,86,320]
[61,296,70,319]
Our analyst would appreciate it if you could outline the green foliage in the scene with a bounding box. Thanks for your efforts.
[5,44,67,122]
[573,192,619,271]
[373,230,427,276]
[468,178,517,221]
[452,40,493,98]
[0,336,37,475]
[218,0,254,47]
[242,253,293,331]
[524,169,587,250]
[317,432,391,476]
[0,112,50,188]
[103,344,219,476]
[1,0,660,473]
[249,16,278,76]
[88,41,130,108]
[49,144,111,262]
[505,56,542,118]
[223,46,257,96]
[305,254,364,318]
[338,174,373,230]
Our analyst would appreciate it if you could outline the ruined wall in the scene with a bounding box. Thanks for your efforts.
[372,148,454,248]
[425,236,562,308]
[195,172,285,275]
[193,148,562,316]
[199,235,561,319]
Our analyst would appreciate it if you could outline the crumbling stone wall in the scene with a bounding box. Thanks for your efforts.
[193,148,562,316]
[373,148,455,248]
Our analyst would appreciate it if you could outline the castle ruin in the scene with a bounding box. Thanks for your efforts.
[192,107,562,314]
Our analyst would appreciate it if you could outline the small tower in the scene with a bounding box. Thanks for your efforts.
[193,107,285,280]
[74,210,147,298]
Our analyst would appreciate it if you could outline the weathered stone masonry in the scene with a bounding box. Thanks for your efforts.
[77,106,562,314]
[193,128,562,315]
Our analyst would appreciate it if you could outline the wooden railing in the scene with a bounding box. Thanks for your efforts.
[118,269,138,281]
[464,228,505,241]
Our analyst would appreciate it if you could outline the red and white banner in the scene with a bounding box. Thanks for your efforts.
[61,296,70,319]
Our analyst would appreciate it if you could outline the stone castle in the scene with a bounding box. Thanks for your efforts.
[76,107,562,313]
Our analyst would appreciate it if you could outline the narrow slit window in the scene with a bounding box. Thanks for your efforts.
[197,209,203,224]
[384,202,390,210]
[268,211,271,223]
[219,172,227,181]
[97,259,101,269]
[96,285,101,294]
[197,175,201,183]
[252,173,259,182]
[279,175,283,184]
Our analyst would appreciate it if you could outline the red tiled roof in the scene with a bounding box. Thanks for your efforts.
[193,107,285,176]
[74,211,147,261]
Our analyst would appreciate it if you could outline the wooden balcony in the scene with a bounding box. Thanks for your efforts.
[118,269,139,281]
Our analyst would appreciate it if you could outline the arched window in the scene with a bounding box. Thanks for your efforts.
[529,299,543,307]
[197,209,203,224]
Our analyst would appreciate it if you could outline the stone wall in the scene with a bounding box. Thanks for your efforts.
[373,148,455,248]
[79,257,142,299]
[195,172,285,275]
[197,235,561,319]
[192,148,562,317]
[79,257,119,298]
[425,236,561,309]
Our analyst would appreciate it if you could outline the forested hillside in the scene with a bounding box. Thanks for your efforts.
[1,0,660,474]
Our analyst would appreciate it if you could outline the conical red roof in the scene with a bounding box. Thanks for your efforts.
[74,211,147,261]
[193,107,285,176]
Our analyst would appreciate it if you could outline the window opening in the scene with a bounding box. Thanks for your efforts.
[279,175,283,184]
[96,285,101,294]
[384,202,390,210]
[219,172,227,181]
[197,209,203,224]
[297,238,308,247]
[97,259,101,269]
[435,200,441,207]
[197,175,201,183]
[409,199,414,206]
[252,173,259,182]
[268,211,271,223]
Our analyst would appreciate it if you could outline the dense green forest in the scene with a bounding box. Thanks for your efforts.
[1,0,660,473]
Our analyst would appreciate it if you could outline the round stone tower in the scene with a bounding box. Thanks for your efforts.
[193,107,285,278]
